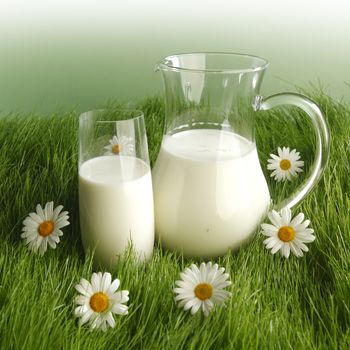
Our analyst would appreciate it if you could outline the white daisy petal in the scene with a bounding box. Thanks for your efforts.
[184,298,198,311]
[212,280,232,289]
[261,223,278,236]
[112,304,129,315]
[101,273,112,292]
[268,210,283,228]
[200,262,208,281]
[174,291,194,301]
[289,242,301,257]
[281,243,290,258]
[175,280,192,289]
[179,271,197,285]
[23,232,39,243]
[109,279,120,294]
[55,230,64,237]
[184,267,200,284]
[202,299,214,317]
[101,321,108,332]
[264,236,279,249]
[49,234,60,244]
[91,273,101,291]
[91,316,103,329]
[297,233,316,243]
[280,207,292,225]
[294,240,310,252]
[52,205,64,221]
[270,241,283,254]
[74,272,129,331]
[22,218,39,229]
[75,281,93,297]
[80,309,94,325]
[120,290,129,303]
[267,163,279,170]
[113,290,129,304]
[269,153,280,161]
[28,240,37,251]
[295,220,311,231]
[57,210,69,219]
[290,242,304,257]
[39,238,48,255]
[21,202,69,255]
[55,217,70,229]
[207,264,219,284]
[267,147,304,182]
[290,213,305,227]
[28,212,43,224]
[75,295,88,305]
[211,272,230,285]
[174,262,231,316]
[104,135,135,156]
[262,208,315,258]
[177,299,189,308]
[35,235,43,249]
[45,202,54,220]
[106,312,116,328]
[190,300,202,315]
[190,264,201,278]
[74,305,86,317]
[36,204,45,221]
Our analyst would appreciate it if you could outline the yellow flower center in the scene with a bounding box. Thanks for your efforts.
[194,283,213,301]
[279,159,291,171]
[112,144,121,155]
[278,226,296,242]
[38,220,55,237]
[89,292,109,313]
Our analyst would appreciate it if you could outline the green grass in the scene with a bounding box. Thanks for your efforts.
[0,92,350,349]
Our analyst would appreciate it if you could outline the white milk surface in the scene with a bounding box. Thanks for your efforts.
[79,156,154,267]
[152,129,271,257]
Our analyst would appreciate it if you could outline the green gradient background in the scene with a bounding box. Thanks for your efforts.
[1,0,349,113]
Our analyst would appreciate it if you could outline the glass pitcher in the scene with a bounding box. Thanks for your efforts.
[152,52,329,258]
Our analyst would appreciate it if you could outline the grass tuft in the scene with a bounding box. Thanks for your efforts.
[0,93,349,349]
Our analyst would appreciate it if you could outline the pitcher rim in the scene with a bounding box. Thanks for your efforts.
[156,52,269,74]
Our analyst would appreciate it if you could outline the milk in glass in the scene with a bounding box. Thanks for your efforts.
[79,155,154,267]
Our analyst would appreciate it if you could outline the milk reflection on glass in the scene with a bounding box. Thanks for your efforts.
[79,110,154,268]
[152,129,271,257]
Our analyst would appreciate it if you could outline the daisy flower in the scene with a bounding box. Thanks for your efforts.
[21,201,69,256]
[74,272,129,331]
[261,207,315,258]
[104,135,135,156]
[267,147,304,182]
[174,262,231,317]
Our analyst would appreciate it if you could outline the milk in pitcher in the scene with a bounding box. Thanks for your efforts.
[152,129,270,257]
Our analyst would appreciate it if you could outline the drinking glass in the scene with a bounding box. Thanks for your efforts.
[79,109,154,268]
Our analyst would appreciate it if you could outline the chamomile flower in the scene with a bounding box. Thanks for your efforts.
[267,147,304,182]
[174,262,231,317]
[74,272,129,331]
[261,207,315,258]
[21,201,69,256]
[104,135,135,156]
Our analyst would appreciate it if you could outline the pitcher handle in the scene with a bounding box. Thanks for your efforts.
[257,92,330,210]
